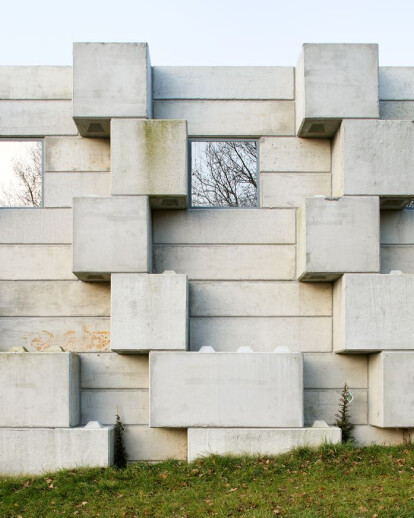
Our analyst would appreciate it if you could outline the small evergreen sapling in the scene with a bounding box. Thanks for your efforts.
[114,413,127,469]
[335,383,354,443]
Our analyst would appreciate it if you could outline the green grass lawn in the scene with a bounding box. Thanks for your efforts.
[1,444,414,517]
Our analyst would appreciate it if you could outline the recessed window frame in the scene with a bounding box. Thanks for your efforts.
[188,138,260,209]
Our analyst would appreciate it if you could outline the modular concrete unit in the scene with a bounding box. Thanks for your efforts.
[297,196,380,281]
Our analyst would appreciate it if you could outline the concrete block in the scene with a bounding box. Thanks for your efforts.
[124,425,187,461]
[81,389,148,425]
[353,425,412,446]
[303,354,367,389]
[190,317,332,353]
[379,67,414,100]
[153,209,296,244]
[0,426,113,476]
[150,352,303,428]
[73,42,151,136]
[261,173,331,208]
[111,119,187,208]
[187,427,341,461]
[153,245,295,280]
[0,352,80,427]
[297,196,380,281]
[333,273,414,352]
[0,100,77,136]
[332,120,414,207]
[381,210,414,244]
[154,100,294,136]
[369,352,414,428]
[0,208,72,244]
[381,245,414,274]
[304,389,368,425]
[380,101,414,120]
[296,44,379,137]
[44,173,110,207]
[44,137,110,172]
[190,281,332,317]
[72,196,151,281]
[111,273,188,353]
[260,137,330,172]
[0,281,110,317]
[153,66,294,100]
[0,66,72,100]
[80,353,148,388]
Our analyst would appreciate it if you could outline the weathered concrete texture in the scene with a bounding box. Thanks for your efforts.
[73,43,152,136]
[111,273,188,353]
[153,100,294,136]
[369,352,414,428]
[379,67,414,100]
[296,44,379,137]
[0,209,72,244]
[381,210,414,244]
[81,389,148,425]
[44,136,110,172]
[0,281,110,317]
[334,274,414,352]
[304,389,368,425]
[379,101,414,120]
[190,281,332,316]
[332,120,414,205]
[153,245,295,280]
[124,426,187,461]
[190,317,332,353]
[80,353,148,389]
[44,173,110,207]
[0,317,110,352]
[111,119,187,208]
[73,196,151,281]
[0,100,77,136]
[0,66,72,100]
[297,196,380,281]
[261,173,331,208]
[381,245,414,274]
[0,426,114,476]
[260,137,330,172]
[150,352,303,428]
[303,354,368,389]
[353,425,414,446]
[187,427,341,462]
[153,66,294,100]
[153,209,296,244]
[0,352,79,427]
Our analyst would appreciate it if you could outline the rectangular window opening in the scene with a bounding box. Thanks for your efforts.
[190,140,258,208]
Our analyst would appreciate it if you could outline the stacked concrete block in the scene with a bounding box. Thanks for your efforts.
[381,210,414,274]
[379,67,414,121]
[332,120,414,209]
[72,196,151,281]
[111,118,188,208]
[296,43,379,137]
[111,272,188,353]
[297,196,380,281]
[73,42,152,136]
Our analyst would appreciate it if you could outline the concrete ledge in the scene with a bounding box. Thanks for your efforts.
[0,426,114,476]
[188,427,341,461]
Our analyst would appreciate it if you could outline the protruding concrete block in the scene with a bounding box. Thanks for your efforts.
[111,273,188,353]
[0,426,114,475]
[296,44,379,137]
[188,427,341,461]
[297,196,380,281]
[111,119,188,208]
[73,196,151,281]
[369,352,414,428]
[0,352,80,427]
[334,273,414,352]
[150,352,303,428]
[332,120,414,208]
[73,43,151,137]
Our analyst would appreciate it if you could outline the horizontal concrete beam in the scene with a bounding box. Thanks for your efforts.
[44,136,110,172]
[124,426,187,461]
[261,173,331,208]
[260,137,330,172]
[80,353,148,389]
[380,101,414,120]
[305,389,368,425]
[44,173,110,207]
[303,354,368,389]
[379,67,414,100]
[0,66,72,100]
[381,210,414,244]
[81,389,148,425]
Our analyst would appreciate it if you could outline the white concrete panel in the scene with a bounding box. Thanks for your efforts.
[44,173,110,207]
[153,100,295,136]
[380,101,414,120]
[0,67,72,100]
[81,389,148,425]
[153,209,295,244]
[381,210,414,244]
[44,137,110,172]
[0,208,72,244]
[190,317,332,353]
[0,100,77,136]
[153,245,295,280]
[0,427,114,476]
[261,173,331,208]
[188,427,341,461]
[260,137,330,172]
[150,352,303,428]
[304,389,368,425]
[124,425,187,461]
[379,67,414,100]
[0,352,80,427]
[0,281,110,317]
[303,354,368,389]
[381,245,414,274]
[153,66,294,100]
[190,281,332,316]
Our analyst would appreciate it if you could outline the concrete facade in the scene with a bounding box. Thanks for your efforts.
[0,42,414,472]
